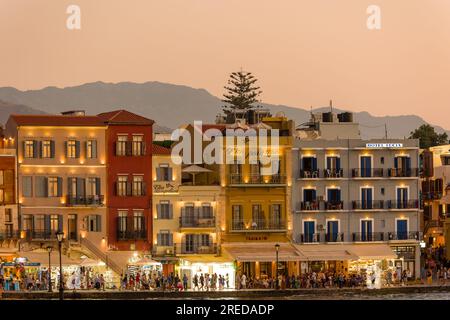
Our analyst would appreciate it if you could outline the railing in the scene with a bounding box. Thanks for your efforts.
[387,168,419,177]
[323,169,344,178]
[297,233,321,243]
[352,232,385,242]
[386,200,419,209]
[300,170,320,179]
[325,201,344,210]
[179,243,217,254]
[387,231,421,241]
[116,230,147,240]
[230,219,286,231]
[66,195,104,206]
[179,216,215,228]
[24,229,59,240]
[0,230,20,240]
[422,192,443,201]
[299,201,319,211]
[229,174,286,185]
[352,200,385,210]
[325,233,344,242]
[352,168,384,178]
[80,237,122,276]
[152,244,177,257]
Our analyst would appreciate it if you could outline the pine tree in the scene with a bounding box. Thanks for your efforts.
[222,71,262,115]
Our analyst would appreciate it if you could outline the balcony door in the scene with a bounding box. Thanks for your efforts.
[68,214,77,240]
[184,234,195,253]
[361,219,373,241]
[361,188,373,209]
[395,156,411,174]
[252,204,263,228]
[182,204,195,226]
[360,156,372,177]
[397,187,408,209]
[396,219,408,240]
[303,221,315,242]
[327,220,339,242]
[302,156,317,173]
[232,205,242,229]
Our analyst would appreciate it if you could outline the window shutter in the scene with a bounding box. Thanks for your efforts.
[142,182,147,196]
[336,157,341,170]
[64,141,68,157]
[156,167,162,181]
[142,142,146,156]
[68,177,73,196]
[38,141,42,158]
[92,140,97,158]
[23,176,32,197]
[22,141,25,158]
[95,178,101,195]
[169,204,173,219]
[126,182,132,196]
[157,233,161,246]
[156,204,161,219]
[75,141,81,158]
[50,141,55,158]
[168,168,173,181]
[44,177,48,197]
[169,233,173,246]
[126,141,132,156]
[33,141,39,158]
[58,215,63,232]
[77,178,86,197]
[57,177,63,197]
[44,215,50,233]
[96,215,101,232]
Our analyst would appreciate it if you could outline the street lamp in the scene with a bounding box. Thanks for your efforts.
[275,244,280,290]
[47,246,53,293]
[56,231,64,300]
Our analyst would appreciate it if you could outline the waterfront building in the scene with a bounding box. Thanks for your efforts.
[292,111,422,279]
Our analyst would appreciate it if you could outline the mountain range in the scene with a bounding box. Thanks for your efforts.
[0,81,448,139]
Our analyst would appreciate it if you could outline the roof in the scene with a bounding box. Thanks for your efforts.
[97,110,154,125]
[152,144,171,155]
[9,114,105,127]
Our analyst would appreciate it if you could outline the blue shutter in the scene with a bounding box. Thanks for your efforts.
[336,157,341,170]
[312,157,317,170]
[326,157,331,170]
[394,157,399,169]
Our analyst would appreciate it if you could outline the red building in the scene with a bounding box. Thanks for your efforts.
[98,110,154,251]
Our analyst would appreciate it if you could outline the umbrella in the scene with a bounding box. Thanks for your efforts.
[182,165,212,185]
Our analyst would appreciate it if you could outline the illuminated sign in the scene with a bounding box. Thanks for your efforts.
[365,143,403,148]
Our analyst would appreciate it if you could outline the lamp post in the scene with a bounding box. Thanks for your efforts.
[56,232,64,300]
[47,246,53,293]
[275,243,280,290]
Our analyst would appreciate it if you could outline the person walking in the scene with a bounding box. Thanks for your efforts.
[183,274,188,291]
[225,273,229,289]
[241,273,247,289]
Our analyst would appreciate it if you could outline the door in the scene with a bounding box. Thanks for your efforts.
[68,214,77,241]
[252,204,263,228]
[183,205,195,226]
[303,189,317,210]
[396,219,408,240]
[395,156,411,176]
[397,188,408,209]
[361,156,372,177]
[327,220,339,242]
[184,234,195,253]
[361,188,373,209]
[361,220,373,241]
[303,221,315,243]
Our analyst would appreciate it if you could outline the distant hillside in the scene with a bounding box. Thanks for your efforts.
[0,81,448,139]
[0,99,47,126]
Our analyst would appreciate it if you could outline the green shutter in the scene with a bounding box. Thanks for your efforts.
[75,141,81,158]
[50,140,55,158]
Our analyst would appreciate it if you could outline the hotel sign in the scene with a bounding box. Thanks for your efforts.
[366,143,403,148]
[153,182,179,193]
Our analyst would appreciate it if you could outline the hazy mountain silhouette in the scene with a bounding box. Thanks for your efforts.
[0,81,447,139]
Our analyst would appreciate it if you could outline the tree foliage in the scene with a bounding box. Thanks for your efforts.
[409,124,448,148]
[222,71,262,115]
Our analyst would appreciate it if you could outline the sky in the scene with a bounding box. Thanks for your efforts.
[0,0,449,128]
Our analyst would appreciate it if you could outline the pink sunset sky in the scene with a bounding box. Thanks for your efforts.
[0,0,449,128]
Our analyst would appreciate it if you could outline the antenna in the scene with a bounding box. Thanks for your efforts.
[385,124,388,139]
[330,99,333,113]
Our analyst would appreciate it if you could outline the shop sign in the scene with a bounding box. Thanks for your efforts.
[245,236,268,241]
[366,143,403,148]
[153,182,179,193]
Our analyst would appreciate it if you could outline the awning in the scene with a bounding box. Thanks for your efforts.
[19,252,82,266]
[293,244,359,261]
[80,258,103,267]
[180,255,233,264]
[222,242,305,262]
[106,251,160,267]
[293,244,397,261]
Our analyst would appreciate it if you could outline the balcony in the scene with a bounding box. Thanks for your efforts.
[352,232,385,242]
[352,200,385,210]
[229,174,286,185]
[296,233,321,243]
[66,195,104,206]
[325,233,344,242]
[387,231,421,241]
[323,169,344,178]
[116,229,147,240]
[352,168,384,178]
[422,192,443,201]
[230,219,286,232]
[0,230,20,240]
[179,243,217,254]
[179,216,216,228]
[299,201,320,211]
[387,168,419,178]
[299,170,320,179]
[26,230,59,241]
[386,200,419,209]
[324,201,344,211]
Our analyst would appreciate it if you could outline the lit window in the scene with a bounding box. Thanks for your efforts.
[67,140,77,158]
[47,177,59,197]
[41,140,52,158]
[117,176,128,196]
[132,175,144,196]
[24,140,35,158]
[116,135,127,156]
[132,135,144,156]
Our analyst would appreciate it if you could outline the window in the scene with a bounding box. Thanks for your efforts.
[200,234,211,247]
[22,176,33,197]
[66,140,78,158]
[252,204,263,224]
[157,201,172,219]
[0,170,3,186]
[132,175,144,196]
[116,135,127,156]
[86,177,100,196]
[157,230,173,246]
[47,177,59,197]
[381,187,385,195]
[156,164,172,181]
[5,209,12,223]
[117,176,128,196]
[34,215,45,231]
[118,211,128,232]
[88,215,101,232]
[200,203,213,219]
[133,211,145,232]
[22,214,32,231]
[86,140,97,159]
[41,140,53,158]
[132,135,144,156]
[50,214,60,233]
[24,140,35,158]
[380,157,385,165]
[443,156,450,166]
[270,204,282,226]
[0,189,3,203]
